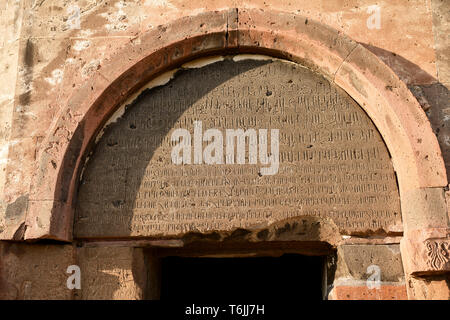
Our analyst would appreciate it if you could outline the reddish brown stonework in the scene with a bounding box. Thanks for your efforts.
[0,1,449,300]
[16,8,446,243]
[0,242,75,300]
[401,228,450,276]
[329,284,408,300]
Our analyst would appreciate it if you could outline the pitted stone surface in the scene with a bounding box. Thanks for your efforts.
[75,58,401,238]
[0,242,74,300]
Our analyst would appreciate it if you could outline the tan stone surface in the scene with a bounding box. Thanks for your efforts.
[21,9,237,240]
[0,1,441,206]
[75,58,401,238]
[406,273,450,300]
[431,0,450,88]
[76,246,147,300]
[237,0,438,85]
[401,228,450,276]
[0,8,439,244]
[402,187,449,231]
[10,37,68,141]
[0,0,25,237]
[0,1,448,301]
[236,8,358,80]
[335,44,447,191]
[411,84,450,183]
[335,244,405,282]
[0,241,154,300]
[91,0,439,87]
[327,244,411,300]
[0,241,74,299]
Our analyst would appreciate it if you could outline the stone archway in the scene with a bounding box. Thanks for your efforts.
[17,9,449,299]
[74,56,402,240]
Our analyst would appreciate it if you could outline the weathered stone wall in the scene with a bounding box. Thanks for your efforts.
[328,244,408,300]
[0,240,410,300]
[0,241,150,300]
[1,1,448,216]
[0,0,449,300]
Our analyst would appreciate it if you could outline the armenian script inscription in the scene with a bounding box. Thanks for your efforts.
[74,58,402,238]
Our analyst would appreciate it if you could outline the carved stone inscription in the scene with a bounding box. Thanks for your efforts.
[74,58,402,238]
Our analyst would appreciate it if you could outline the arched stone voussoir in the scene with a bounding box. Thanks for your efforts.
[235,8,359,80]
[19,8,447,246]
[24,9,241,240]
[335,44,447,191]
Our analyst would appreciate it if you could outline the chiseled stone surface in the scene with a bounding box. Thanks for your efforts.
[401,228,450,276]
[0,241,150,300]
[334,244,405,282]
[75,58,401,239]
[401,188,448,231]
[0,241,75,300]
[406,273,450,300]
[11,0,440,85]
[431,0,450,88]
[419,84,450,183]
[0,0,24,238]
[328,244,408,300]
[0,0,449,300]
[0,3,445,243]
[76,246,147,300]
[0,1,444,226]
[328,283,408,300]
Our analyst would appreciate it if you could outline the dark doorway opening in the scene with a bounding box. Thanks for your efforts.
[160,254,324,300]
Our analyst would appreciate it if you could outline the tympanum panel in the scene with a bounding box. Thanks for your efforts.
[74,58,401,238]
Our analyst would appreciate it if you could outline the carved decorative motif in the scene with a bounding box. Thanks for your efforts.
[425,240,450,270]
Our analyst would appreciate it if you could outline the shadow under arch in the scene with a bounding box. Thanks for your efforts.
[75,58,272,238]
[74,56,402,241]
[23,8,447,244]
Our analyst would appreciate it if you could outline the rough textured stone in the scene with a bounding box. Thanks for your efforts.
[328,244,408,300]
[431,0,450,88]
[420,84,450,183]
[406,273,450,300]
[401,188,449,231]
[238,0,439,84]
[76,246,147,300]
[328,283,408,300]
[0,241,75,300]
[0,1,448,301]
[401,228,450,276]
[75,58,401,239]
[17,8,445,243]
[335,44,447,191]
[334,244,405,282]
